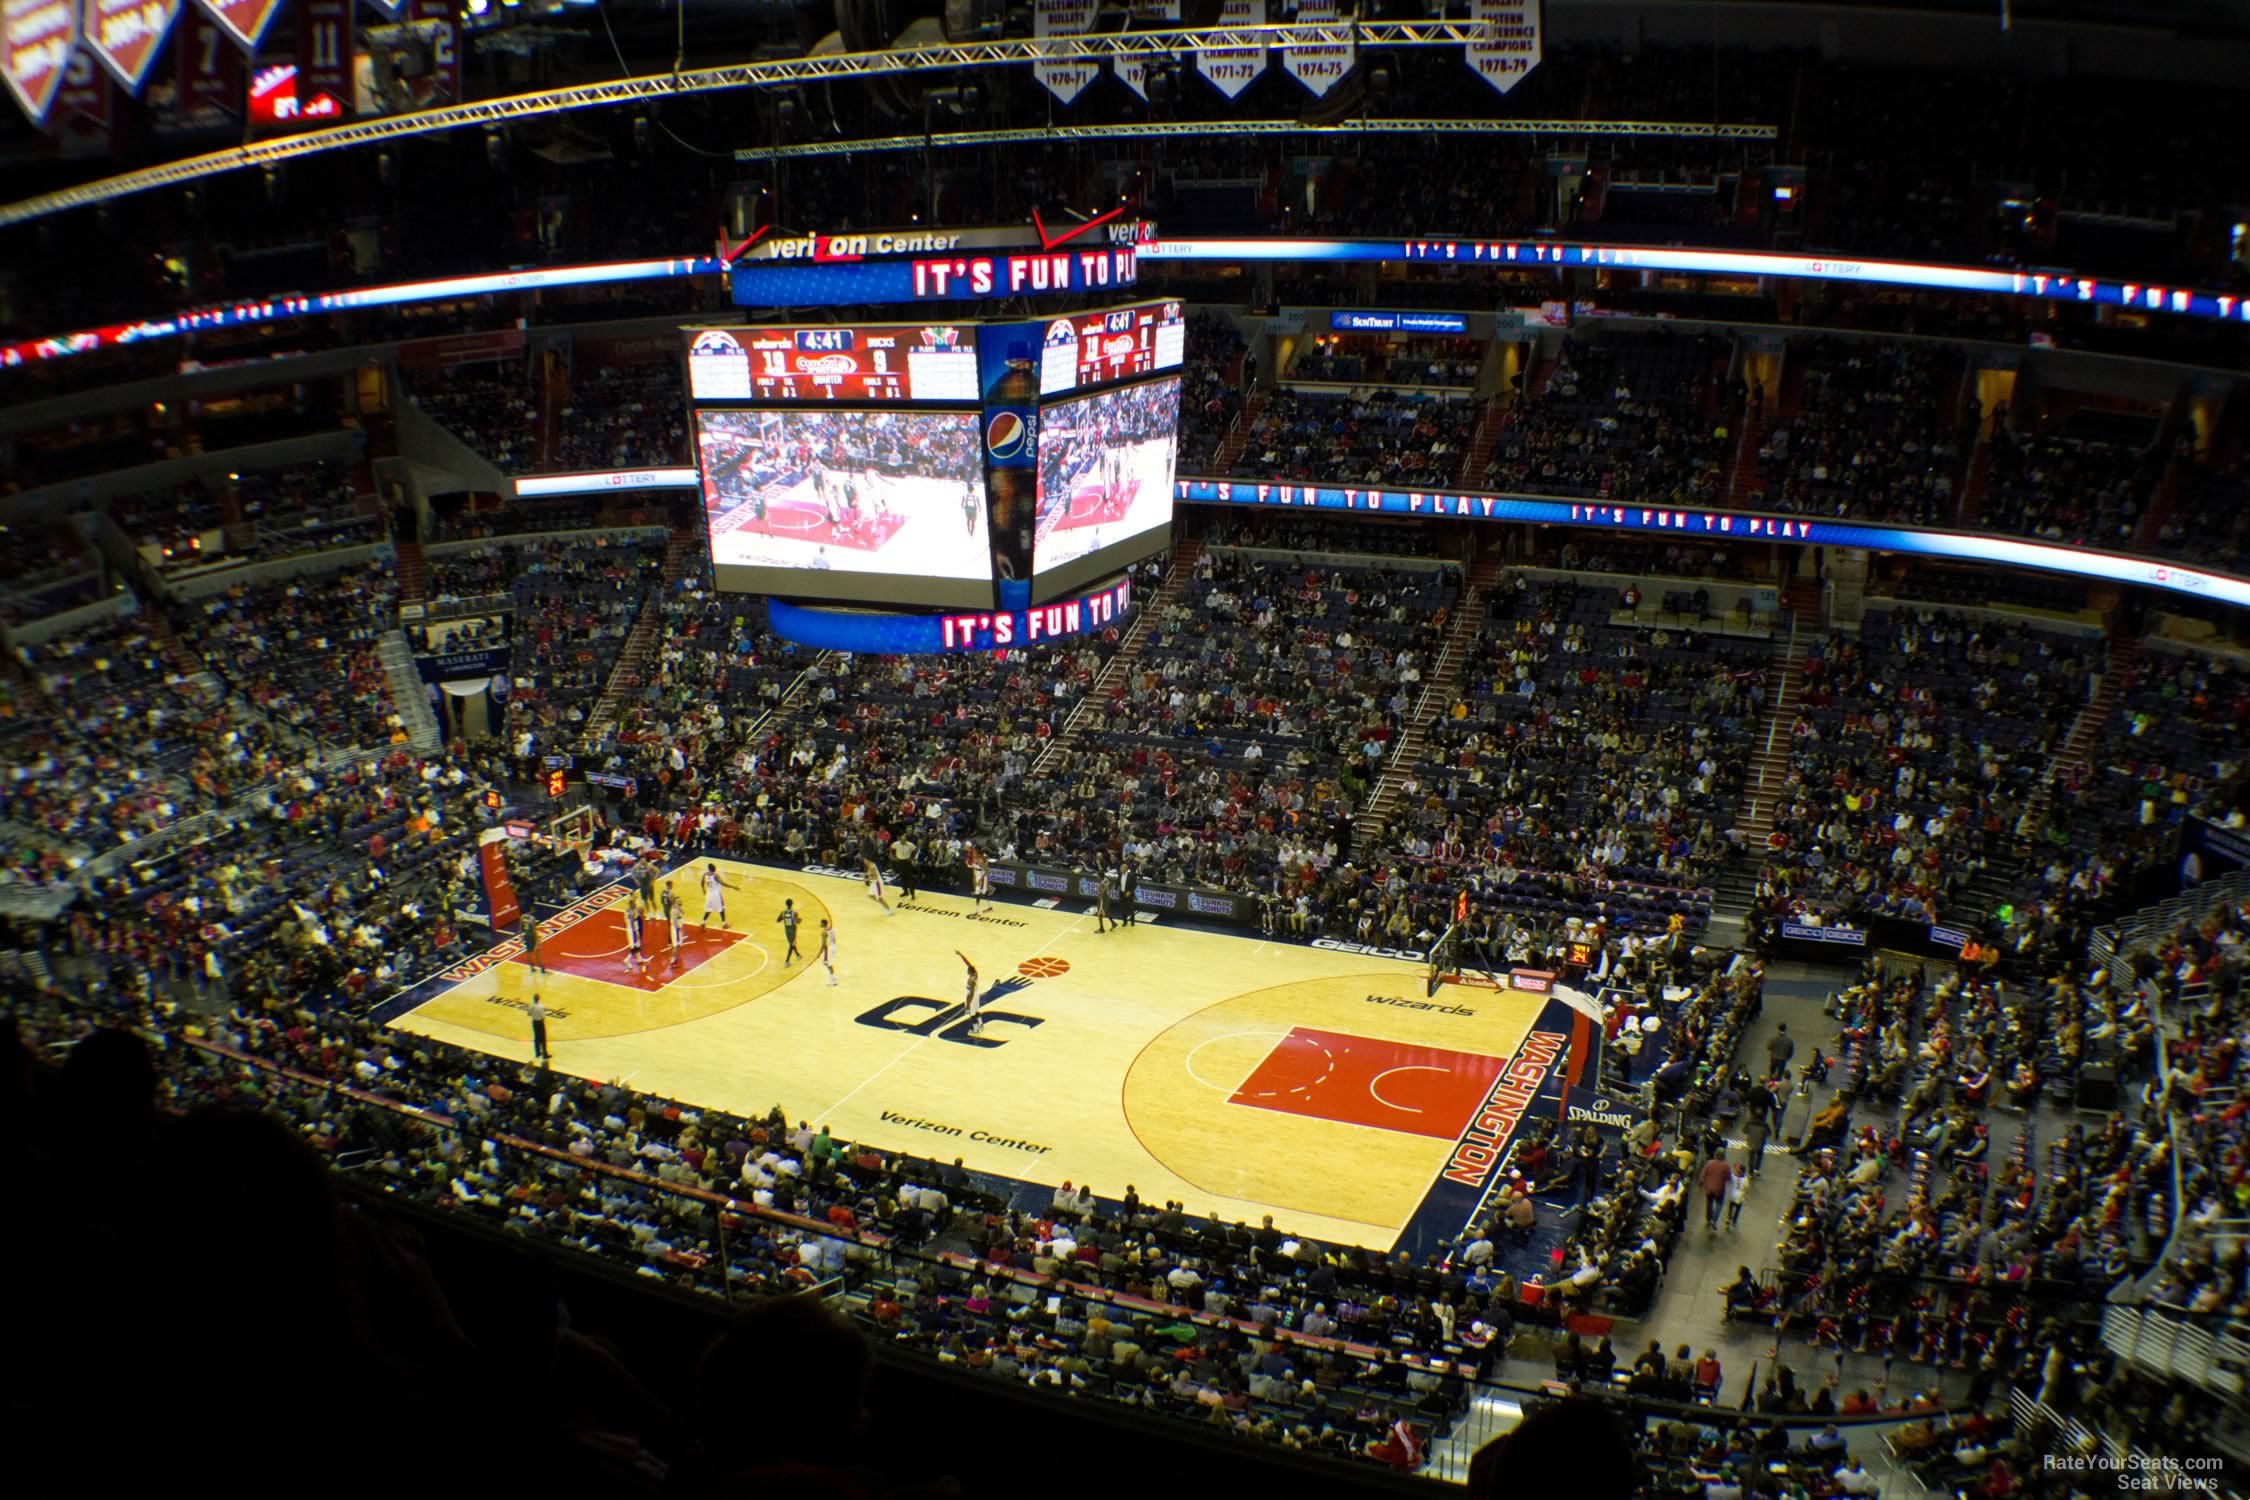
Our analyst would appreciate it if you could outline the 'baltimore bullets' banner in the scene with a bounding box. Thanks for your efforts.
[1197,0,1265,99]
[1031,0,1098,105]
[1283,0,1351,97]
[82,0,179,92]
[1465,0,1540,96]
[1,0,77,123]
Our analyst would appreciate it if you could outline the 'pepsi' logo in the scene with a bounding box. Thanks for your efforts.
[986,410,1028,460]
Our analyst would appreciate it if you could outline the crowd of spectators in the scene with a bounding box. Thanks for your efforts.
[110,481,225,571]
[1979,418,2162,548]
[2,611,311,858]
[0,521,104,622]
[1886,562,2088,616]
[1177,312,1249,473]
[1753,608,2100,930]
[177,560,405,751]
[553,364,690,472]
[1728,929,2217,1480]
[1290,335,1481,387]
[1233,388,1479,483]
[1389,577,1762,945]
[1482,333,1727,506]
[409,363,543,473]
[1201,511,1441,560]
[1050,550,1445,905]
[474,534,670,758]
[2149,458,2250,573]
[1749,338,1967,525]
[573,561,811,794]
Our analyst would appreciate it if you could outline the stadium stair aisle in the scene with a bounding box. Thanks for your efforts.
[1724,415,1768,508]
[146,608,223,699]
[1457,397,1510,488]
[2007,633,2138,885]
[1359,552,1505,845]
[1208,392,1268,474]
[1727,610,1813,858]
[1956,437,1995,529]
[377,630,443,752]
[1034,536,1201,780]
[2130,457,2188,554]
[585,526,702,740]
[395,538,429,605]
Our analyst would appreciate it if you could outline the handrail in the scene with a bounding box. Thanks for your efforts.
[2092,867,2250,1306]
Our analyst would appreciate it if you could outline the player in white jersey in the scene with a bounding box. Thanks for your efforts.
[701,863,738,928]
[819,919,838,985]
[955,950,982,1036]
[621,897,645,970]
[861,856,893,914]
[966,845,991,912]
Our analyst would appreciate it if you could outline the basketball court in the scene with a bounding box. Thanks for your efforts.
[389,861,1586,1253]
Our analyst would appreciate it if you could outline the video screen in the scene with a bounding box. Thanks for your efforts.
[1032,376,1181,601]
[697,408,993,608]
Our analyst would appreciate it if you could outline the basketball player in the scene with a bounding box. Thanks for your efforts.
[661,881,686,967]
[955,950,982,1036]
[701,863,738,928]
[776,899,803,965]
[521,912,546,975]
[862,855,893,914]
[966,844,991,913]
[819,918,839,986]
[961,485,979,537]
[1094,869,1114,935]
[621,896,646,971]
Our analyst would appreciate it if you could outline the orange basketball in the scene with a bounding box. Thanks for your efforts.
[1017,957,1071,979]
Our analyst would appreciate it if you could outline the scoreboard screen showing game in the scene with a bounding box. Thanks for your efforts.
[696,407,993,608]
[1039,301,1187,397]
[684,325,981,404]
[1032,376,1182,601]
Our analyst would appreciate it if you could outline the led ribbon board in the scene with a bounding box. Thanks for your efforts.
[1174,478,2250,609]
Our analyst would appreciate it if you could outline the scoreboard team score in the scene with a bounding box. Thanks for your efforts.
[686,326,980,404]
[1041,301,1187,397]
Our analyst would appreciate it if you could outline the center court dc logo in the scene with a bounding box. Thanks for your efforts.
[986,409,1030,461]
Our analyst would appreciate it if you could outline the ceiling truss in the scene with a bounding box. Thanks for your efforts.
[1,23,1774,228]
[734,115,1777,160]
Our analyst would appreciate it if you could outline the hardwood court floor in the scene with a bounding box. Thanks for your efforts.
[392,860,1544,1250]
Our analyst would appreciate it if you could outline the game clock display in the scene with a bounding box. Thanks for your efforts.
[1039,300,1187,397]
[685,325,980,404]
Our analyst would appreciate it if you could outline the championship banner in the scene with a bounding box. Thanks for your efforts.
[1465,0,1540,97]
[187,0,282,51]
[82,0,176,91]
[1114,0,1175,99]
[1283,0,1350,96]
[1,0,78,124]
[292,0,351,119]
[477,827,523,933]
[1197,0,1265,99]
[1031,0,1098,106]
